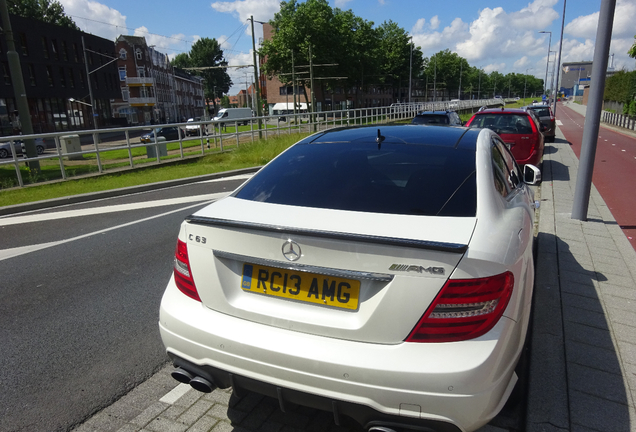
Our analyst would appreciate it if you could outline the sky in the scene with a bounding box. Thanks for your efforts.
[58,0,636,94]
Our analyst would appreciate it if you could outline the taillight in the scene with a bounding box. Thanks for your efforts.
[174,239,201,302]
[406,272,514,343]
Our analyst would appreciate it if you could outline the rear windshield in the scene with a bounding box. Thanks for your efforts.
[234,141,476,217]
[411,115,449,125]
[529,107,551,117]
[469,113,533,134]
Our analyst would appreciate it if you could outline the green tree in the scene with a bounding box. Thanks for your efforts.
[377,20,423,101]
[8,0,79,29]
[173,38,232,117]
[629,35,636,59]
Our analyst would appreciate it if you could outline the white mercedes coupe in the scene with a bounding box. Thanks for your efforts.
[159,124,540,432]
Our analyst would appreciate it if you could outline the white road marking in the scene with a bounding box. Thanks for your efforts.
[0,192,229,227]
[556,120,563,125]
[0,200,212,262]
[159,384,192,404]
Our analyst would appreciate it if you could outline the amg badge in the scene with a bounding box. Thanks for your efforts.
[389,264,445,275]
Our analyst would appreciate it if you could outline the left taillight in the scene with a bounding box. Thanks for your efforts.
[406,271,514,343]
[174,239,201,302]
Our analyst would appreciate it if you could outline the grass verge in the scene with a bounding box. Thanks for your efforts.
[0,133,308,208]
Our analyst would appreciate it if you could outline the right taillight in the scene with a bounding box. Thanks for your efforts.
[174,239,201,302]
[406,272,514,343]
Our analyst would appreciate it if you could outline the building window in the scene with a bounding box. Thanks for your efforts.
[73,43,80,62]
[121,88,129,102]
[68,69,75,88]
[137,67,145,77]
[46,66,54,86]
[51,39,59,60]
[61,41,68,61]
[135,49,142,60]
[79,72,85,88]
[59,67,66,87]
[118,67,126,81]
[88,47,93,65]
[28,64,36,87]
[119,48,127,60]
[19,33,28,56]
[41,37,49,59]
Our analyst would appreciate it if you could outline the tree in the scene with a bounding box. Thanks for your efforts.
[8,0,79,29]
[377,20,423,101]
[172,38,232,117]
[629,35,636,59]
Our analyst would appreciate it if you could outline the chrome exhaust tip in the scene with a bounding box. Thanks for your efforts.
[170,367,194,384]
[189,376,216,393]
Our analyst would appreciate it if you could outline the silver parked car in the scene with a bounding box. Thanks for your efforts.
[524,104,556,142]
[159,124,541,432]
[0,138,46,158]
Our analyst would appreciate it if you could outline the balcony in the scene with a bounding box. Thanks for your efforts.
[126,77,155,87]
[129,97,156,107]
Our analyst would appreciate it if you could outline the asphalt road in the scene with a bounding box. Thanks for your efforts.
[0,175,248,432]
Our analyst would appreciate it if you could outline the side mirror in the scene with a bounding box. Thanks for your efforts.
[524,164,542,185]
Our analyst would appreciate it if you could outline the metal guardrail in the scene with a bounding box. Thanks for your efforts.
[0,99,504,189]
[601,110,636,132]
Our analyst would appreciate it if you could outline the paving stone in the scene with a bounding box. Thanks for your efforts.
[185,414,219,432]
[161,404,188,421]
[115,425,141,432]
[617,340,636,366]
[569,390,632,432]
[566,339,623,375]
[598,272,636,289]
[202,389,232,406]
[145,416,189,432]
[131,402,170,428]
[603,294,636,313]
[605,306,636,329]
[173,389,203,408]
[564,320,615,351]
[561,292,605,314]
[560,279,599,299]
[563,305,609,330]
[178,399,214,425]
[567,363,630,405]
[73,412,127,432]
[611,322,636,344]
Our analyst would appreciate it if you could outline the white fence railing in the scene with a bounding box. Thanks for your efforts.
[602,110,636,131]
[0,99,505,189]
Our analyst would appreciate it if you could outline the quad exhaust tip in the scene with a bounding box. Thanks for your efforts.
[368,427,398,432]
[170,367,217,393]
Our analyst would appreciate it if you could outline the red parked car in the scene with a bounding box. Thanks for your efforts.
[465,108,545,167]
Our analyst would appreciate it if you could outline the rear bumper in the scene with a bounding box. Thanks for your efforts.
[159,279,523,432]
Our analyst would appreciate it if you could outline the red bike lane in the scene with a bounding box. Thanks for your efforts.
[556,103,636,250]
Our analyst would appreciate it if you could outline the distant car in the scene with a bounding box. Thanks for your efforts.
[411,110,462,126]
[524,104,556,142]
[185,118,205,137]
[140,127,183,143]
[0,138,46,158]
[465,107,545,167]
[159,124,541,432]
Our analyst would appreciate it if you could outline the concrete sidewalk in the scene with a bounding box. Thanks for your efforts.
[68,102,636,432]
[526,101,636,431]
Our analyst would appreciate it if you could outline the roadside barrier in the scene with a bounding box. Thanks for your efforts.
[601,110,636,132]
[0,99,504,189]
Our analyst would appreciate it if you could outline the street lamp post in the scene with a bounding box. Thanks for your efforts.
[477,68,482,100]
[524,68,532,101]
[539,31,552,96]
[408,37,413,104]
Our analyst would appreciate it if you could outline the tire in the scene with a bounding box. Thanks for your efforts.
[37,145,45,155]
[0,148,8,158]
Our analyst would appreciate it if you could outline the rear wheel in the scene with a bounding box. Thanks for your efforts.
[0,148,8,158]
[37,145,45,154]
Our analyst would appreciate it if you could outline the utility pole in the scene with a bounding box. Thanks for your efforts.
[292,50,296,118]
[249,16,262,138]
[458,61,462,100]
[309,44,316,129]
[477,68,481,100]
[572,0,616,220]
[0,0,40,171]
[82,36,102,173]
[539,31,552,96]
[552,0,567,118]
[408,37,413,104]
[433,56,437,102]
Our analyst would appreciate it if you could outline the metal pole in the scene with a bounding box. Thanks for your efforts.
[477,69,481,100]
[552,0,567,118]
[539,31,552,96]
[0,0,40,171]
[249,16,263,138]
[408,38,413,104]
[433,57,436,102]
[292,50,296,119]
[458,62,462,100]
[82,36,102,172]
[572,0,616,220]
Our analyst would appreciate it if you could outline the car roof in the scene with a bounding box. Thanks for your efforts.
[307,124,478,150]
[415,111,454,115]
[475,108,529,115]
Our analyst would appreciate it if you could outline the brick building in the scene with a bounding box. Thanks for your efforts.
[112,35,205,125]
[0,14,120,136]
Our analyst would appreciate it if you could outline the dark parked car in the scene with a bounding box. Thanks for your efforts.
[0,138,46,158]
[411,110,463,126]
[465,108,545,167]
[140,127,183,143]
[524,104,555,142]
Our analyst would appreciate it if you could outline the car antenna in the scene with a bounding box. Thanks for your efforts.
[376,129,385,149]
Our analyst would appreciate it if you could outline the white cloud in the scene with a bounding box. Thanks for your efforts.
[429,16,440,30]
[334,0,354,7]
[411,18,425,34]
[514,56,530,69]
[59,0,126,41]
[484,63,506,73]
[566,0,636,39]
[210,0,279,23]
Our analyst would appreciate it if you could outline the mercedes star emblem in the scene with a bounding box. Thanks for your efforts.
[282,240,301,261]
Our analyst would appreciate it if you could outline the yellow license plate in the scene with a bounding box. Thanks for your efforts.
[241,263,360,310]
